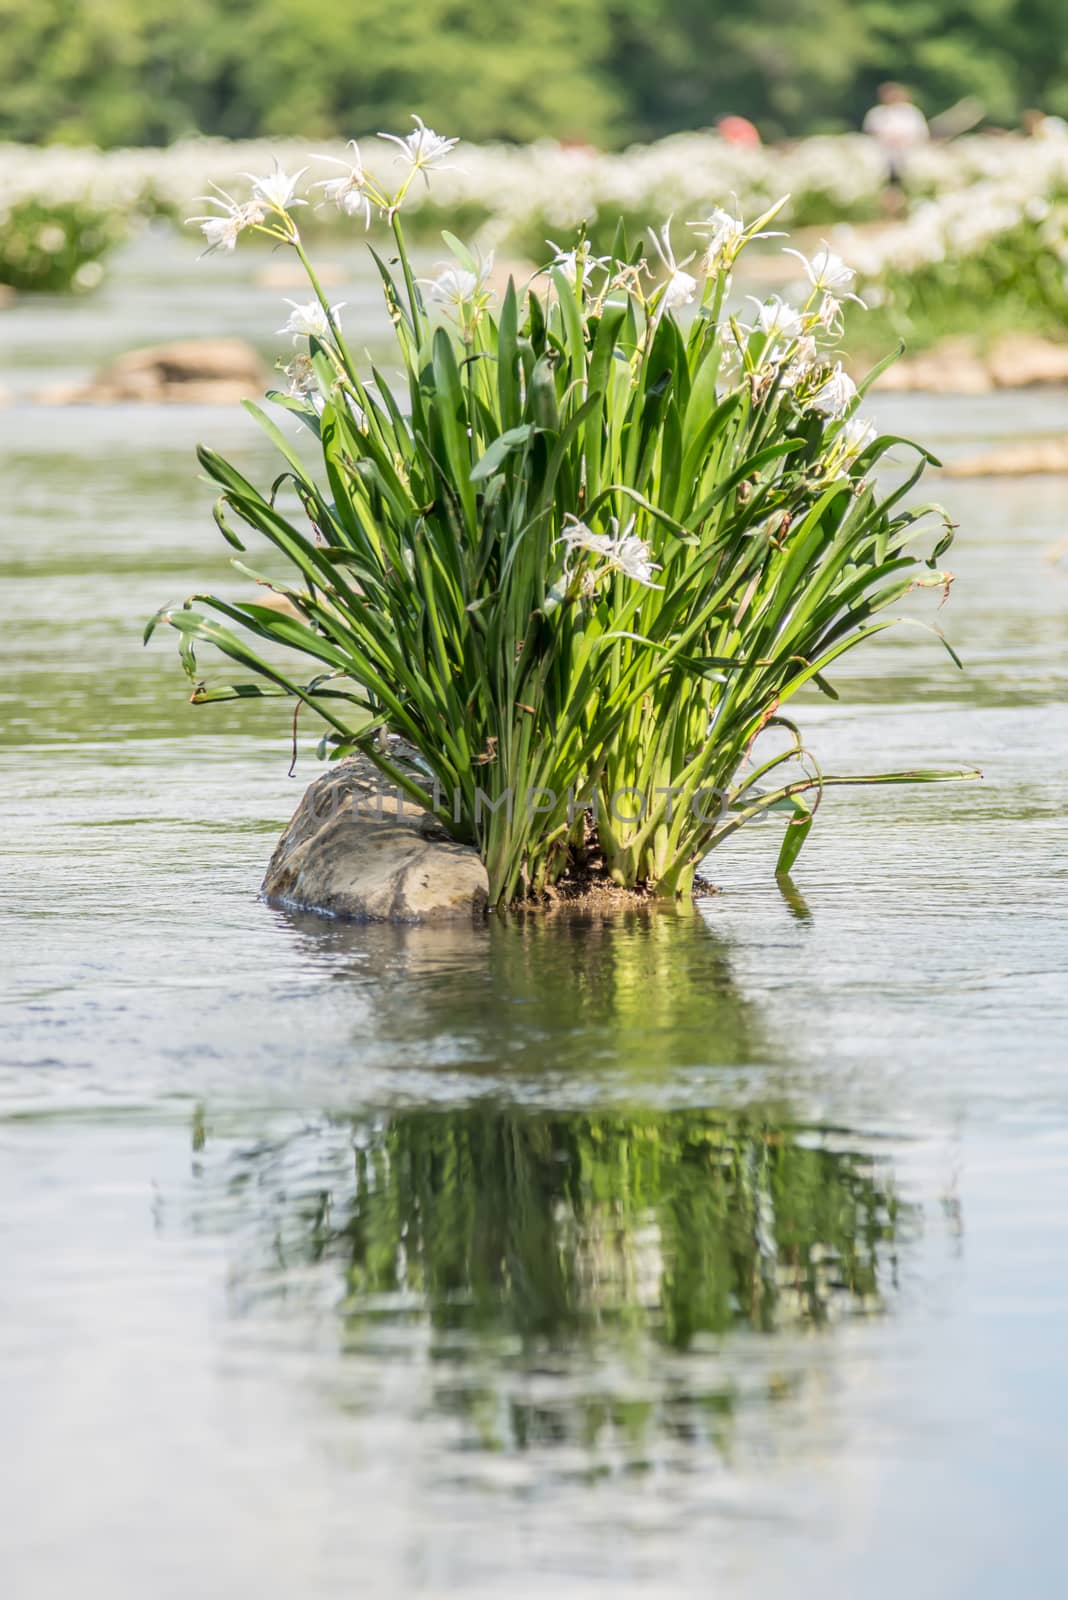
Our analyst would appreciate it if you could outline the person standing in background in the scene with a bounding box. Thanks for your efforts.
[863,82,929,211]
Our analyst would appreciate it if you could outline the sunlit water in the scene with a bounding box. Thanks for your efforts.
[2,236,1068,1598]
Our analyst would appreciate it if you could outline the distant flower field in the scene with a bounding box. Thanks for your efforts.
[4,129,1068,339]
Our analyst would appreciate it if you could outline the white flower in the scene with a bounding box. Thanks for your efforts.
[278,298,345,341]
[186,186,266,253]
[546,240,610,286]
[784,242,857,295]
[247,163,307,212]
[810,363,858,419]
[840,415,877,459]
[194,213,244,252]
[559,514,662,588]
[378,115,458,184]
[780,335,819,389]
[664,269,697,309]
[687,202,785,273]
[431,266,479,304]
[613,531,662,585]
[283,353,321,403]
[423,252,494,310]
[560,518,613,559]
[689,207,746,271]
[315,142,373,228]
[752,296,804,342]
[648,220,698,314]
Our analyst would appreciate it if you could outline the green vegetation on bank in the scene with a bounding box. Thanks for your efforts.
[3,0,1067,148]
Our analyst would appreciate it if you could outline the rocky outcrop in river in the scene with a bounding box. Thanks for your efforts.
[262,757,489,923]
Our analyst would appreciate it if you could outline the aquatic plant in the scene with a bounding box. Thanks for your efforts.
[149,121,977,906]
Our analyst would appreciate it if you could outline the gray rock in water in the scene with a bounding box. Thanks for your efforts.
[262,756,488,923]
[37,337,267,405]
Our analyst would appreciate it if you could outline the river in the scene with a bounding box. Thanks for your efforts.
[2,230,1067,1598]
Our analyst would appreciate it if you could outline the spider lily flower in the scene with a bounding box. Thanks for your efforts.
[810,362,858,419]
[247,163,307,213]
[546,240,611,287]
[751,295,805,343]
[648,221,698,311]
[822,413,878,478]
[689,207,746,272]
[283,353,322,404]
[688,201,786,274]
[783,243,860,297]
[560,514,663,588]
[664,267,698,309]
[378,115,458,186]
[780,335,820,390]
[420,253,496,332]
[278,298,345,341]
[839,414,877,459]
[314,143,375,227]
[186,187,266,253]
[613,529,664,585]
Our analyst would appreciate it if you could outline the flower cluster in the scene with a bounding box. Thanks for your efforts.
[187,133,877,467]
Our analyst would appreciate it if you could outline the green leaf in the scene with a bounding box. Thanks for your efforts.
[470,425,533,482]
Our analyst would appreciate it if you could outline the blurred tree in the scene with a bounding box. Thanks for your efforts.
[0,0,1066,146]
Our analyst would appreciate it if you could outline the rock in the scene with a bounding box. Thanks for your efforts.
[943,437,1068,477]
[262,755,488,923]
[37,338,267,405]
[987,334,1068,389]
[869,333,1068,394]
[873,339,993,394]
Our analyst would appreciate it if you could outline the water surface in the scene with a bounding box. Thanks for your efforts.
[2,236,1067,1598]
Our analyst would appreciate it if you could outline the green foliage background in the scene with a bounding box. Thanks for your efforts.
[3,0,1067,148]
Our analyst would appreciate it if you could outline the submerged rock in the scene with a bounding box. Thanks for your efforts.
[943,437,1068,477]
[873,339,993,394]
[871,333,1068,395]
[37,338,267,405]
[262,756,488,923]
[987,335,1068,389]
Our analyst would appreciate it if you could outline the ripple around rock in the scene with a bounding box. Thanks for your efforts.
[262,757,489,923]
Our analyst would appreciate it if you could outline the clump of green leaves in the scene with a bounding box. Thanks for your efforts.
[0,198,123,292]
[149,126,977,907]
